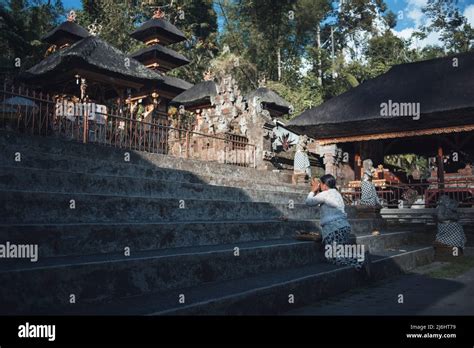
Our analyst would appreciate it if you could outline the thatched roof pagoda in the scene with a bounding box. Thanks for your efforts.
[246,87,291,118]
[130,9,189,74]
[288,51,474,143]
[130,10,187,45]
[41,11,90,47]
[22,35,163,97]
[170,80,218,109]
[130,45,190,73]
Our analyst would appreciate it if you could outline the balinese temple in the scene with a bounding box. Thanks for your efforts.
[19,9,194,128]
[288,51,474,196]
[128,9,192,123]
[22,11,165,103]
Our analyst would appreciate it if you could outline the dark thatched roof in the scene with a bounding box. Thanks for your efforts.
[160,76,193,92]
[23,36,163,84]
[170,80,217,106]
[131,44,190,67]
[246,87,291,116]
[41,20,90,46]
[247,87,290,107]
[288,51,474,139]
[130,18,186,45]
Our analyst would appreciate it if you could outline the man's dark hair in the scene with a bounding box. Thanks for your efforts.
[320,174,336,189]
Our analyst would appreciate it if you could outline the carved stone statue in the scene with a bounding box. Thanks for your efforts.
[360,159,381,207]
[239,116,248,136]
[436,195,466,250]
[216,116,229,133]
[292,135,311,185]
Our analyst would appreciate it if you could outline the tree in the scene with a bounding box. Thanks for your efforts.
[77,0,142,53]
[219,0,296,82]
[0,0,65,76]
[365,29,408,76]
[420,0,474,53]
[166,0,219,84]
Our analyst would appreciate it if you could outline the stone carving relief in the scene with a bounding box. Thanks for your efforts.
[194,74,271,138]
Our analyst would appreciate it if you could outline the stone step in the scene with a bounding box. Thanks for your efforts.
[9,244,433,315]
[0,130,304,189]
[0,239,325,314]
[0,220,415,259]
[0,151,307,194]
[159,245,434,316]
[0,220,319,258]
[0,166,307,204]
[0,187,382,225]
[0,233,431,314]
[0,190,317,224]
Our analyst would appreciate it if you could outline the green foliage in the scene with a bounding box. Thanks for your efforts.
[421,0,474,53]
[209,51,256,93]
[385,154,430,179]
[267,76,323,120]
[77,0,142,53]
[162,0,219,83]
[366,30,408,71]
[218,0,296,82]
[427,257,474,279]
[0,0,65,74]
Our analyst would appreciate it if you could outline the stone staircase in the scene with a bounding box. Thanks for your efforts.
[0,130,435,315]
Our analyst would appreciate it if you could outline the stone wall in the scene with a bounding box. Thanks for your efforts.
[184,75,273,169]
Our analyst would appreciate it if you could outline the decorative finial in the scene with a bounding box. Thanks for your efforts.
[258,75,267,88]
[203,69,214,81]
[153,8,166,19]
[67,10,77,22]
[88,20,102,36]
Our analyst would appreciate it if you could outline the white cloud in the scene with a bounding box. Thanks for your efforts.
[407,8,424,27]
[464,4,474,27]
[406,0,428,8]
[391,27,441,49]
[391,0,442,49]
[394,27,414,41]
[405,0,428,26]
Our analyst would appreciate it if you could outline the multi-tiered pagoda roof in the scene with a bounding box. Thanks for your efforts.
[41,11,90,47]
[130,14,186,45]
[130,9,190,73]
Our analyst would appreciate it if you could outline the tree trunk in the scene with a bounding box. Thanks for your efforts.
[277,48,282,81]
[316,25,322,86]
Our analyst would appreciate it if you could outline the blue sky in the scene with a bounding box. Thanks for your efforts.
[61,0,474,46]
[389,0,474,48]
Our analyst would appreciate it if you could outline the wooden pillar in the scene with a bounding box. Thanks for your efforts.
[80,78,88,144]
[354,150,362,181]
[437,145,445,190]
